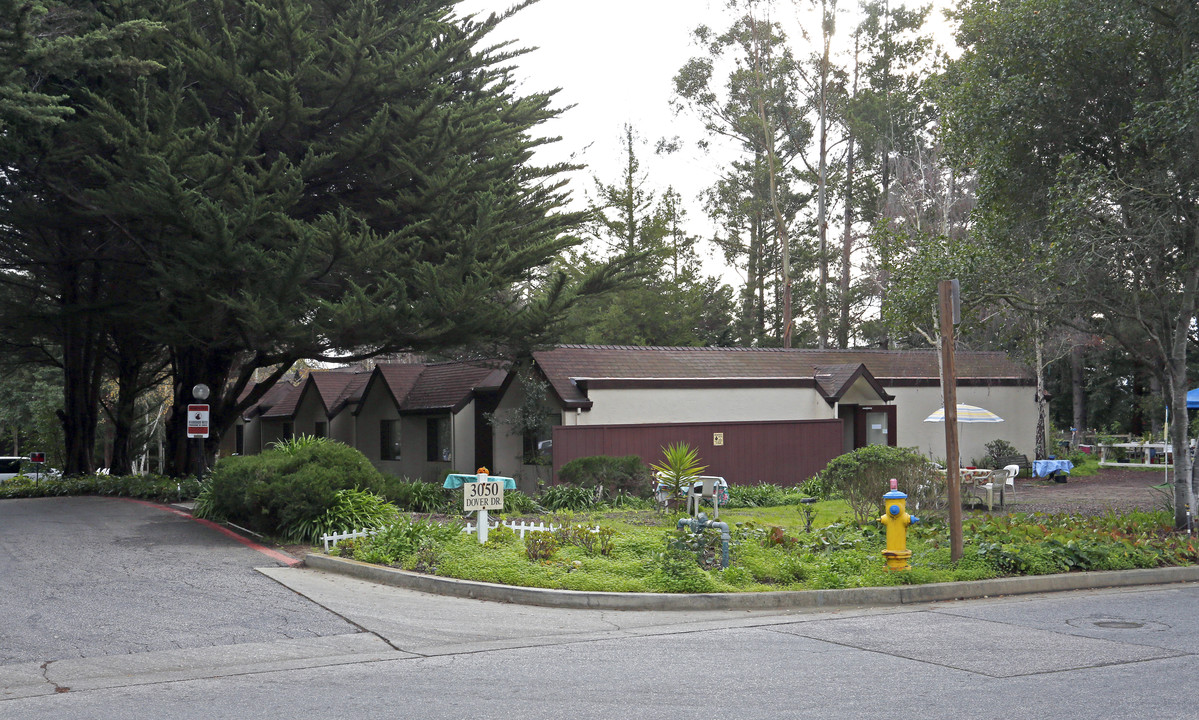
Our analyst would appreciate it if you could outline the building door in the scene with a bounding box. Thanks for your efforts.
[474,391,499,471]
[853,405,897,449]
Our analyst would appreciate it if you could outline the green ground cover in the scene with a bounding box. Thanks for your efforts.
[329,503,1197,594]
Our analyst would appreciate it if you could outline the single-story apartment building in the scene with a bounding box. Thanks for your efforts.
[229,345,1036,493]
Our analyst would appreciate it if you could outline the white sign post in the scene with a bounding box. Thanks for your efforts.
[463,478,504,543]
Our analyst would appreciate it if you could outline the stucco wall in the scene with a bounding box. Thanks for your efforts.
[888,384,1037,464]
[577,387,834,425]
[292,387,329,438]
[488,379,560,494]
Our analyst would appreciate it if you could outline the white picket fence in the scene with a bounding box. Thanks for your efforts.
[321,520,598,552]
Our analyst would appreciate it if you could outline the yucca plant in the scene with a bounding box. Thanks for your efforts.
[648,443,708,501]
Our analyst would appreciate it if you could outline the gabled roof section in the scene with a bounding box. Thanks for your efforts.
[402,361,509,414]
[353,363,425,415]
[255,380,305,419]
[533,345,1032,407]
[814,363,894,404]
[306,370,377,417]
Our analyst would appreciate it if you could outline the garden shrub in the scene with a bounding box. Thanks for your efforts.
[204,437,384,539]
[284,488,400,545]
[538,484,597,511]
[724,482,808,508]
[812,445,942,525]
[0,474,200,502]
[651,541,718,593]
[524,530,558,561]
[558,455,653,498]
[380,477,451,513]
[503,489,541,514]
[350,515,461,565]
[983,438,1020,467]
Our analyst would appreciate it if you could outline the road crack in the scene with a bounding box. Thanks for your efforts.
[39,660,70,693]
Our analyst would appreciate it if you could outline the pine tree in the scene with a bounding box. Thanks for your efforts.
[0,0,597,474]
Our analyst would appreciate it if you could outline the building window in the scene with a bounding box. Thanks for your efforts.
[313,421,327,438]
[235,424,244,455]
[281,422,294,440]
[426,417,451,462]
[380,419,401,460]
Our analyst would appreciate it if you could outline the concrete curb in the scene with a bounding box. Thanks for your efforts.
[303,553,1199,611]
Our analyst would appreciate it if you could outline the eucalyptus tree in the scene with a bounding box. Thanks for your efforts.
[941,0,1199,528]
[673,4,812,346]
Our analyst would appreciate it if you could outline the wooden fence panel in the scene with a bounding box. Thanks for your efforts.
[552,419,844,487]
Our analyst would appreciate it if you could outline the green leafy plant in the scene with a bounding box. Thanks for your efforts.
[205,439,384,538]
[0,474,201,502]
[524,530,559,561]
[983,439,1020,467]
[725,482,808,508]
[503,489,541,514]
[812,445,941,525]
[648,442,708,500]
[538,485,597,511]
[283,488,400,545]
[381,478,451,513]
[350,515,462,566]
[558,455,653,498]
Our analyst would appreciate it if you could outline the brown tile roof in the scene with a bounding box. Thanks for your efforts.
[255,379,305,419]
[814,364,894,403]
[308,371,365,416]
[533,345,1031,407]
[374,364,425,409]
[402,361,508,413]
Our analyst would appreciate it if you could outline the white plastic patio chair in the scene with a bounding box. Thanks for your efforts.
[686,476,721,519]
[1002,463,1019,498]
[976,468,1012,511]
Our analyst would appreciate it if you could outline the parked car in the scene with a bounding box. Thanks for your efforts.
[0,456,25,482]
[0,456,60,482]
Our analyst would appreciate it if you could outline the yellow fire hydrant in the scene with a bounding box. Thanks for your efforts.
[879,478,918,571]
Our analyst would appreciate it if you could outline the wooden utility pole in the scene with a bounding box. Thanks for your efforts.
[939,280,963,561]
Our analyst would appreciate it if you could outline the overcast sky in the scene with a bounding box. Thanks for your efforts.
[455,0,956,274]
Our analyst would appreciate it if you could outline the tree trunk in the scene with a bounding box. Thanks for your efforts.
[57,262,105,476]
[1071,342,1086,438]
[1033,323,1047,460]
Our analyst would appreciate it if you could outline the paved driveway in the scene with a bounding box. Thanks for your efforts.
[0,496,359,665]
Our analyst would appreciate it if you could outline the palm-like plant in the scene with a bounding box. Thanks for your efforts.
[648,443,708,500]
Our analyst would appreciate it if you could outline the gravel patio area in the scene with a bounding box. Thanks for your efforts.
[981,466,1179,516]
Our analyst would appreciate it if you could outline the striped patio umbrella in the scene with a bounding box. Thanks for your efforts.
[923,404,1004,423]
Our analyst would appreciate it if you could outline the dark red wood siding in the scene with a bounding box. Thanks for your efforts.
[552,419,844,487]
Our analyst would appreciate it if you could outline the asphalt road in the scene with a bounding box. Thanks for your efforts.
[0,496,357,664]
[4,496,1199,719]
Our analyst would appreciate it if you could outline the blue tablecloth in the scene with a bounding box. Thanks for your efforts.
[1033,459,1074,478]
[442,473,517,490]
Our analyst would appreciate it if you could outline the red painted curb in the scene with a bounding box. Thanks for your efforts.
[124,498,301,567]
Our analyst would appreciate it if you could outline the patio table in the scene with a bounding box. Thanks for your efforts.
[442,473,517,490]
[1033,459,1074,479]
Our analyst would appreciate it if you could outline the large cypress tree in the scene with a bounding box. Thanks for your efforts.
[1,0,600,475]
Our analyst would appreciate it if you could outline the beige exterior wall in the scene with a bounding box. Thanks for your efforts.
[488,379,559,494]
[330,411,355,448]
[576,387,835,425]
[451,403,473,472]
[354,384,410,477]
[292,387,330,438]
[888,384,1037,464]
